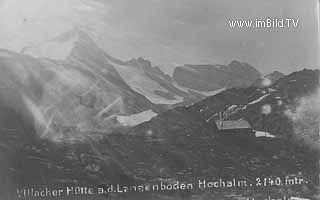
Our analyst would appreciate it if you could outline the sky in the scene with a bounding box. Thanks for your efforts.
[0,0,318,75]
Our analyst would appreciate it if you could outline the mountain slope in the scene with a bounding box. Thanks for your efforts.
[1,68,319,199]
[23,29,263,111]
[108,57,185,105]
[23,29,209,109]
[129,69,319,187]
[0,30,164,142]
[252,70,285,88]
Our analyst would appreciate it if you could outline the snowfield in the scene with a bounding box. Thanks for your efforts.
[113,63,184,105]
[255,131,276,138]
[116,110,157,126]
[248,94,270,105]
[195,88,226,97]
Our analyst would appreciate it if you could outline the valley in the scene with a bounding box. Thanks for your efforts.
[0,30,318,200]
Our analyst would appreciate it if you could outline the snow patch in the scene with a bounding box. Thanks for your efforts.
[289,197,310,200]
[227,105,238,111]
[167,80,226,98]
[199,88,226,96]
[267,88,277,92]
[171,81,190,93]
[113,63,183,104]
[116,110,157,126]
[255,131,276,138]
[189,88,226,97]
[248,94,270,105]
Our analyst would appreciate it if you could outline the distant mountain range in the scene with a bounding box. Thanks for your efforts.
[172,61,261,92]
[0,29,268,140]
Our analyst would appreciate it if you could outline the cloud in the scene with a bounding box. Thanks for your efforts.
[74,4,94,12]
[0,0,317,74]
[284,88,320,150]
[0,0,108,52]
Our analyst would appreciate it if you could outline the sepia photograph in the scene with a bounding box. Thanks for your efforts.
[0,0,319,199]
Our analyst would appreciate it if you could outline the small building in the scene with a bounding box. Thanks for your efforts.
[214,119,255,137]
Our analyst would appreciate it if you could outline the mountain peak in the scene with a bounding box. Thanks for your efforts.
[228,60,254,68]
[266,70,284,78]
[50,27,92,42]
[173,60,261,91]
[20,28,98,61]
[49,28,79,43]
[229,60,242,66]
[20,29,82,60]
[136,57,152,68]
